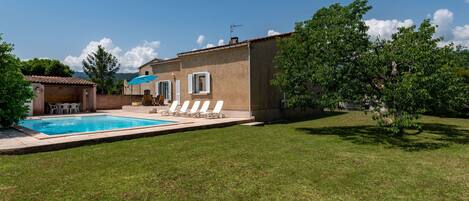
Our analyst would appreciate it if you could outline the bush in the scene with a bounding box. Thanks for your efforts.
[0,36,34,127]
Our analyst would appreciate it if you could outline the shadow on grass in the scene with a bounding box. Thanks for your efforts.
[270,111,348,124]
[297,123,469,151]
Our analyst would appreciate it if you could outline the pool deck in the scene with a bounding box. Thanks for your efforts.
[0,110,253,155]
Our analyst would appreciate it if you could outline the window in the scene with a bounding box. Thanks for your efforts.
[188,72,210,94]
[156,80,171,100]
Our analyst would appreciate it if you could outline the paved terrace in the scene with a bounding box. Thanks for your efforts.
[0,110,253,155]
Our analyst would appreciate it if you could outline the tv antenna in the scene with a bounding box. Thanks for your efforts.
[230,24,243,38]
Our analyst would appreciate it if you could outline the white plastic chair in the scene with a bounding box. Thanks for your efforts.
[195,101,210,118]
[206,101,224,119]
[70,103,80,113]
[60,103,70,114]
[174,101,190,116]
[160,101,179,116]
[49,104,58,115]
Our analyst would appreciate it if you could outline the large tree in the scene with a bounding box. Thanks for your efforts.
[354,20,467,134]
[21,58,74,77]
[82,45,120,94]
[0,36,34,127]
[272,0,467,135]
[272,0,371,109]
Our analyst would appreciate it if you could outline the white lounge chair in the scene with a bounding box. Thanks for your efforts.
[185,101,201,117]
[160,101,179,116]
[195,101,210,118]
[174,101,190,116]
[206,101,224,119]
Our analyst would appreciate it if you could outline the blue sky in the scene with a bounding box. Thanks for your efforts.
[1,0,469,72]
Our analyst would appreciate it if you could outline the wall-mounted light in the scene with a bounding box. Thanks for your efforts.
[34,86,42,93]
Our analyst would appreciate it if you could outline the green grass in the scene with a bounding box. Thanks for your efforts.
[0,111,468,200]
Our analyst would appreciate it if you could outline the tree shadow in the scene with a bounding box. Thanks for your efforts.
[296,123,469,151]
[270,111,348,124]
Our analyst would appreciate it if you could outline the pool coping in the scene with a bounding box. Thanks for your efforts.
[1,111,254,155]
[15,114,191,140]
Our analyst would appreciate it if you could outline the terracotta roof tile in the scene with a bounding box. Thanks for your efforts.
[25,75,96,86]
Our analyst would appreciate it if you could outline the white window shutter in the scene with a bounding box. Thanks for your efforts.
[205,72,211,94]
[155,81,160,95]
[187,74,193,94]
[168,81,172,100]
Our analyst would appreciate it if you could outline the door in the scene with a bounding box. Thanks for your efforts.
[175,80,181,103]
[157,80,172,101]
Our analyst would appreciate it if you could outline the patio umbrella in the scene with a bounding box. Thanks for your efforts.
[127,75,158,104]
[128,75,158,85]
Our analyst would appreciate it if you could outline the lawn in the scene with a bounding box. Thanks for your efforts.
[0,111,468,200]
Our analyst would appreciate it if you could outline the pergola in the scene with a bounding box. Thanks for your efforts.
[25,75,97,115]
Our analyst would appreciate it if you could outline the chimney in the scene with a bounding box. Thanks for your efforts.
[229,37,239,45]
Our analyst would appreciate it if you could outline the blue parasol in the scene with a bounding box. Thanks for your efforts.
[128,75,158,85]
[127,75,158,105]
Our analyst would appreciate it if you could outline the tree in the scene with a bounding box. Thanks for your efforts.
[21,58,74,77]
[82,45,120,94]
[272,0,467,135]
[109,79,124,95]
[272,0,371,110]
[0,35,34,127]
[354,20,467,133]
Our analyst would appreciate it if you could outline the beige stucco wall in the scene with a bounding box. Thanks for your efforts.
[178,45,250,111]
[32,83,44,115]
[249,39,283,113]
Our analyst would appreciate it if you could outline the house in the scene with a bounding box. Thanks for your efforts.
[124,33,305,121]
[26,75,97,115]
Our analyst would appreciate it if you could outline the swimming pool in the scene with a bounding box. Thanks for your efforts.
[19,115,176,135]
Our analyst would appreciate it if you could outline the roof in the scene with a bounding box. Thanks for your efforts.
[137,58,164,69]
[25,75,96,86]
[149,57,180,66]
[178,32,292,56]
[177,42,248,56]
[138,32,293,67]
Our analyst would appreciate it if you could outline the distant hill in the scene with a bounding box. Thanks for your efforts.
[73,72,139,81]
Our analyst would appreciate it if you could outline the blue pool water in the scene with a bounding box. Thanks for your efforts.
[19,115,175,135]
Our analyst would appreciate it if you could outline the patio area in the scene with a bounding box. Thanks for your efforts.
[0,110,253,154]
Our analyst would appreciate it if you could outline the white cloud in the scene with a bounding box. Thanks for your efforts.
[205,43,215,48]
[365,8,469,49]
[218,39,225,46]
[365,19,414,40]
[432,9,454,38]
[267,30,281,36]
[196,35,205,46]
[453,25,469,40]
[119,41,160,71]
[63,38,161,73]
[444,25,469,48]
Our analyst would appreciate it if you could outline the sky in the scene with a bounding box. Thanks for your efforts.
[1,0,469,72]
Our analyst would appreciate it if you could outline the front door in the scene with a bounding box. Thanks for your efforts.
[175,80,181,103]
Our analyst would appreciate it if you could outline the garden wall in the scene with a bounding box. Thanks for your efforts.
[96,95,143,110]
